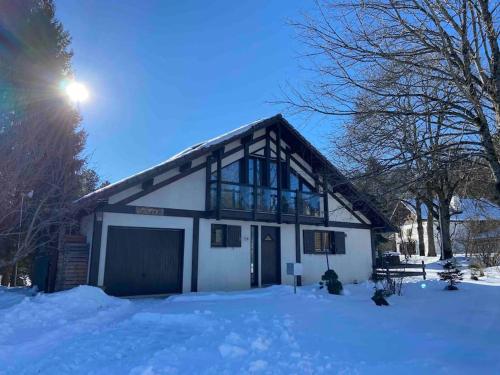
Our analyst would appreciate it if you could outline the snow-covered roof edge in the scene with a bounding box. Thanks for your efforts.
[76,114,395,231]
[76,115,282,206]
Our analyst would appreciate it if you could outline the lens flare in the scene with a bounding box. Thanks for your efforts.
[64,81,89,103]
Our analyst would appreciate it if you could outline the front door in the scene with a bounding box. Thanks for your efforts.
[261,226,281,285]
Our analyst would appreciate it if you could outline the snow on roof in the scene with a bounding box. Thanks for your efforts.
[76,116,276,204]
[165,118,264,163]
[402,198,500,221]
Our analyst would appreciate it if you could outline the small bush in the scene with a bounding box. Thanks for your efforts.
[470,263,484,281]
[438,259,463,290]
[319,269,343,295]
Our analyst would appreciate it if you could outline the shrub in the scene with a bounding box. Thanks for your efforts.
[438,259,463,290]
[319,269,343,295]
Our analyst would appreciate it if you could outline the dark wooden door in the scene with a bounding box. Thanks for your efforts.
[261,226,281,285]
[104,226,184,296]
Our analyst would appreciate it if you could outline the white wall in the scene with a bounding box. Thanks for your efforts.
[108,185,143,204]
[299,224,373,285]
[197,218,252,292]
[327,194,363,224]
[196,219,373,292]
[97,212,194,293]
[131,168,206,210]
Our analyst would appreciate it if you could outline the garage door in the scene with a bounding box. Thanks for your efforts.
[104,226,184,296]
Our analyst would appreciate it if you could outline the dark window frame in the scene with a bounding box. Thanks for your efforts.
[210,224,242,248]
[303,230,347,255]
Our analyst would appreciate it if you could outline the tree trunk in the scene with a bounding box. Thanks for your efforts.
[426,207,437,257]
[415,199,426,256]
[477,118,500,206]
[0,267,12,286]
[438,201,453,260]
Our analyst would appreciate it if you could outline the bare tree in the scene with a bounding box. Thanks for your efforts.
[282,0,500,203]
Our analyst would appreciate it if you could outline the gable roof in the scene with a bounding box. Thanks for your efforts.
[77,114,395,231]
[400,198,500,222]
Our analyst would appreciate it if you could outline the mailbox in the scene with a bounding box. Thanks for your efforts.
[286,262,303,276]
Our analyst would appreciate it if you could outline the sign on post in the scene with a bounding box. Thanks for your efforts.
[286,263,303,294]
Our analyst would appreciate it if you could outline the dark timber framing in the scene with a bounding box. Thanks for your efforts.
[88,209,103,286]
[276,125,282,224]
[215,148,222,220]
[191,217,200,292]
[295,222,302,286]
[205,155,213,211]
[76,114,396,231]
[118,162,207,206]
[322,173,329,227]
[100,203,372,228]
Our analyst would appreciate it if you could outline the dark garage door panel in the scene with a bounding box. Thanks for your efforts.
[104,226,184,296]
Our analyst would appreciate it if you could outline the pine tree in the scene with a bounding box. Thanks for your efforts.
[438,259,463,291]
[0,0,95,282]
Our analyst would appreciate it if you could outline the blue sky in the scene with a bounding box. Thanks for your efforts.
[56,1,334,183]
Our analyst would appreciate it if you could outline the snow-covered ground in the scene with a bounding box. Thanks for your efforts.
[1,261,499,374]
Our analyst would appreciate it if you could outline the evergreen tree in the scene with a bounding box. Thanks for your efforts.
[0,0,95,283]
[438,259,463,291]
[319,269,343,295]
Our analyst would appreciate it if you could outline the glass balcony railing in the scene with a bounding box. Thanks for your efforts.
[300,191,321,217]
[209,181,323,217]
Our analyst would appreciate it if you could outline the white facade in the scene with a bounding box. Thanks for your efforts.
[78,118,385,296]
[396,220,467,256]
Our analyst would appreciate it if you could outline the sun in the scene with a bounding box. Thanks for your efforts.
[64,81,89,103]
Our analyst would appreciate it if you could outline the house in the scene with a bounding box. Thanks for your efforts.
[394,198,500,257]
[56,115,394,296]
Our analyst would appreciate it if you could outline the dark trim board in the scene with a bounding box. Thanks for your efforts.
[101,204,371,229]
[191,217,200,292]
[118,162,207,205]
[295,222,302,286]
[88,211,102,286]
[103,204,207,218]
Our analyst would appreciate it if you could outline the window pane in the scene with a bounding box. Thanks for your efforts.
[314,232,322,251]
[221,161,240,183]
[248,159,254,185]
[290,171,299,191]
[269,161,277,188]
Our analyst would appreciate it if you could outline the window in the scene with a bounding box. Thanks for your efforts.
[211,160,241,183]
[211,224,226,247]
[211,224,242,247]
[303,230,346,254]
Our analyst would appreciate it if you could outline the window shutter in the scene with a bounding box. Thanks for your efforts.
[227,225,241,247]
[334,231,346,254]
[303,230,314,254]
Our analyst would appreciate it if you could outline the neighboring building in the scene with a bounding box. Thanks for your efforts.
[54,115,394,296]
[394,198,500,257]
